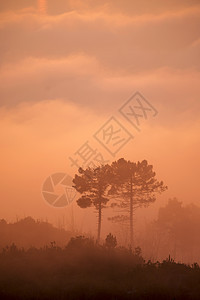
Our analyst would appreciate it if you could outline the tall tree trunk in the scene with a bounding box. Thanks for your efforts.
[97,200,102,243]
[130,175,133,249]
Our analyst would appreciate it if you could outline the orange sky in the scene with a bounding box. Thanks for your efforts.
[0,0,200,239]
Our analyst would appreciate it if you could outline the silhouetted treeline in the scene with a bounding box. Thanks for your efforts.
[0,236,200,299]
[0,217,72,249]
[140,198,200,264]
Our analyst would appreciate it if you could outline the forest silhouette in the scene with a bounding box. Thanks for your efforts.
[1,159,200,299]
[1,234,200,299]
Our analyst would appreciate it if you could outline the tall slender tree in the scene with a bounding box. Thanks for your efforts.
[73,165,111,242]
[108,158,167,248]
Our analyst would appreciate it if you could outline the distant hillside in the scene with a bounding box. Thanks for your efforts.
[0,217,72,249]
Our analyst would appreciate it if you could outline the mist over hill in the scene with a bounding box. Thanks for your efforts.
[0,217,72,249]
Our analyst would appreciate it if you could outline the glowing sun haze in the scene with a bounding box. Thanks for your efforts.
[38,0,47,14]
[0,0,199,237]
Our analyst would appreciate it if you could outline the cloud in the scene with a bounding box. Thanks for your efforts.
[0,3,199,73]
[0,0,200,225]
[1,0,200,15]
[0,54,200,130]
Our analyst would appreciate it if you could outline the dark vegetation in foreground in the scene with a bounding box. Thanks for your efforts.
[0,236,200,300]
